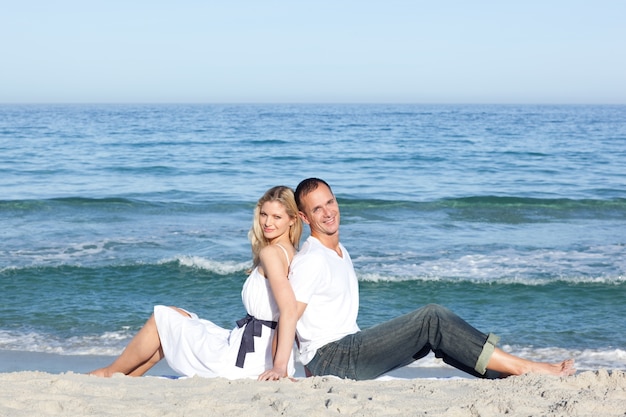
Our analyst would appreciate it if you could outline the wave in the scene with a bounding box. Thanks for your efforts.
[352,245,626,285]
[356,272,625,286]
[0,196,253,214]
[3,247,623,286]
[404,346,626,372]
[340,195,626,208]
[160,256,250,275]
[500,345,626,372]
[0,329,135,357]
[335,195,626,228]
[4,195,625,210]
[442,195,626,207]
[1,237,162,269]
[1,329,623,371]
[0,197,152,212]
[0,256,251,276]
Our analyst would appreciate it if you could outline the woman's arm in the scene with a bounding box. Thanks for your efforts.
[256,245,298,381]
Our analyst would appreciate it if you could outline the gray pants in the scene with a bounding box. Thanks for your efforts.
[305,304,500,380]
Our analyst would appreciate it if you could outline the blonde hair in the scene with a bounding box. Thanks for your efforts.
[248,186,302,268]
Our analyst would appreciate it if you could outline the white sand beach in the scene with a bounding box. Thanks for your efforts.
[1,350,624,416]
[0,369,624,417]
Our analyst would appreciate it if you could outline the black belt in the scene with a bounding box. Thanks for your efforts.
[235,314,277,368]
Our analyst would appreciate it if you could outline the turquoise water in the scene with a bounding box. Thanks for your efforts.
[1,104,625,372]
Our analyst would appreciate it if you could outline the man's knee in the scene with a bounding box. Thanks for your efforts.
[411,304,458,325]
[420,303,448,317]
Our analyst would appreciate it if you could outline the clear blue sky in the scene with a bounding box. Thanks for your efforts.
[2,0,625,104]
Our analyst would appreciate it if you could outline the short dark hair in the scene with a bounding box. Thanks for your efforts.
[295,178,333,211]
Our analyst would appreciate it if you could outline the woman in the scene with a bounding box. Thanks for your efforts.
[90,186,302,380]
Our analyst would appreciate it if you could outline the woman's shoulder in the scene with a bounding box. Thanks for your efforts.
[259,243,294,264]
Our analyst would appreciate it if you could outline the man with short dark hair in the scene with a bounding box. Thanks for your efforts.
[289,177,575,380]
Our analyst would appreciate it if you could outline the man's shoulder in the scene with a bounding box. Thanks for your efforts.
[293,237,323,261]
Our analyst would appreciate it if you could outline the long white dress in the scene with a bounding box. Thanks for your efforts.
[154,248,295,379]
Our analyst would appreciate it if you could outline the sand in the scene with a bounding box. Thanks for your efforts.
[0,369,624,417]
[1,351,624,416]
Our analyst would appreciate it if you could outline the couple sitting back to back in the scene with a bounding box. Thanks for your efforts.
[91,179,575,380]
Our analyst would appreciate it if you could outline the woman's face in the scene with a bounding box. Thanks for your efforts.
[259,200,293,242]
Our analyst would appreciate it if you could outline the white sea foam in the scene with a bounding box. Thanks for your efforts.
[357,271,625,285]
[1,329,624,371]
[0,329,133,357]
[167,255,250,275]
[2,237,156,268]
[499,345,626,372]
[354,246,626,285]
[400,346,626,372]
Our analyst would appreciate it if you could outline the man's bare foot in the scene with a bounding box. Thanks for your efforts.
[488,348,577,377]
[529,358,576,376]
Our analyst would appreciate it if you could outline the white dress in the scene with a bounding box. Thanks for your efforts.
[154,246,295,379]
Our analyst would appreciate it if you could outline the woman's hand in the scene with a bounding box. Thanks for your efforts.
[257,366,287,381]
[258,366,296,381]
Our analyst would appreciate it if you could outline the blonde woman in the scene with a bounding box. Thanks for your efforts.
[90,186,302,380]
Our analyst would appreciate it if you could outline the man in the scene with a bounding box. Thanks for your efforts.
[289,178,575,380]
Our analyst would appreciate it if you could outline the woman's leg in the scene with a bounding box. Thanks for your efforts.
[89,314,163,377]
[128,347,165,376]
[90,306,192,377]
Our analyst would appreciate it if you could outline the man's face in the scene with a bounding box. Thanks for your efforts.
[299,183,340,238]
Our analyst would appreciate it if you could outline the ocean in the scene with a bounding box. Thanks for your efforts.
[1,103,625,375]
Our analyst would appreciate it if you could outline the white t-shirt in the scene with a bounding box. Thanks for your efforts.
[289,236,360,365]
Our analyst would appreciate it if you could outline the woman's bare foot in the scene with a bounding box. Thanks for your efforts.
[88,368,109,377]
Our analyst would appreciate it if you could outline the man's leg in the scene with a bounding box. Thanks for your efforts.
[486,348,575,376]
[353,304,497,380]
[306,304,497,380]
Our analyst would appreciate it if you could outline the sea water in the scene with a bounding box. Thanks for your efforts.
[1,104,625,373]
